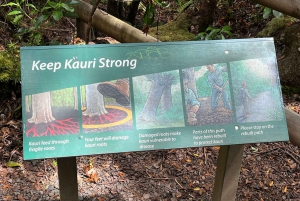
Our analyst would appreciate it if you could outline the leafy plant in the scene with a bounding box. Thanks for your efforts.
[0,42,20,83]
[256,4,283,19]
[1,0,79,45]
[52,159,57,167]
[195,25,233,40]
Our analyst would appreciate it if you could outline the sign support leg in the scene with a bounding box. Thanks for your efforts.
[212,145,244,201]
[57,157,79,201]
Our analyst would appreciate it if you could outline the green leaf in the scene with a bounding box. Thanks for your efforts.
[194,32,205,40]
[18,27,26,34]
[208,28,220,39]
[222,30,233,36]
[273,10,283,18]
[35,15,48,27]
[221,25,231,31]
[143,4,155,26]
[263,7,272,19]
[48,1,57,8]
[220,33,225,40]
[1,2,18,7]
[8,10,22,16]
[13,14,23,24]
[7,161,21,167]
[26,3,37,10]
[206,26,214,31]
[41,6,52,12]
[63,11,78,18]
[61,3,74,12]
[175,0,182,6]
[52,10,63,21]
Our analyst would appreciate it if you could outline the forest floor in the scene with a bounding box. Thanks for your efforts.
[1,0,300,200]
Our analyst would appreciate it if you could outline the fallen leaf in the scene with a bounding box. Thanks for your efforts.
[7,161,21,167]
[33,182,41,191]
[118,171,125,178]
[194,187,201,191]
[283,186,287,193]
[269,181,273,187]
[18,194,25,201]
[289,163,297,169]
[5,195,11,200]
[97,197,105,201]
[214,146,220,150]
[186,159,192,163]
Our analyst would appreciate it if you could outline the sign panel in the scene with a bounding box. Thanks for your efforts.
[21,38,289,160]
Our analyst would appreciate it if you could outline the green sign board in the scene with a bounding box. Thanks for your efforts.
[21,38,289,160]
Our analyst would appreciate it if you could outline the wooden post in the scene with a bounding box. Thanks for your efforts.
[285,107,300,147]
[57,157,79,201]
[212,145,244,201]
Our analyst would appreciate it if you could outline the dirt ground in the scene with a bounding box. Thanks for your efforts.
[1,0,300,200]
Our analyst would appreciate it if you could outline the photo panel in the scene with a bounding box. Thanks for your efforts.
[230,58,284,123]
[133,70,185,129]
[182,63,234,126]
[25,87,79,137]
[81,79,133,133]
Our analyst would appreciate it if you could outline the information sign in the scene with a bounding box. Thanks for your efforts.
[21,38,289,160]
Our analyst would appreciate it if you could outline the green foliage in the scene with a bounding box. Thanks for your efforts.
[0,43,20,83]
[144,3,155,26]
[51,88,74,107]
[177,0,193,13]
[195,25,233,40]
[1,0,79,45]
[52,159,57,167]
[281,85,300,96]
[256,4,283,19]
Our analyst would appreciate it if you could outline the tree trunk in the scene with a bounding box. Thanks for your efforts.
[107,0,122,19]
[184,68,198,98]
[196,0,218,32]
[161,83,173,113]
[250,0,300,19]
[139,73,174,121]
[126,1,141,25]
[73,87,78,110]
[25,95,30,112]
[76,0,91,42]
[28,92,55,124]
[65,0,158,43]
[82,83,107,117]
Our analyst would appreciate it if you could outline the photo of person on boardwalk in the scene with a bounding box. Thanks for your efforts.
[206,64,232,113]
[231,58,285,123]
[238,82,255,119]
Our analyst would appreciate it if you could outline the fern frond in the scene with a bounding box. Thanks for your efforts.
[177,0,193,13]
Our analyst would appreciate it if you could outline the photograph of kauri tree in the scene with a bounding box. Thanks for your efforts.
[25,88,79,137]
[133,71,184,129]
